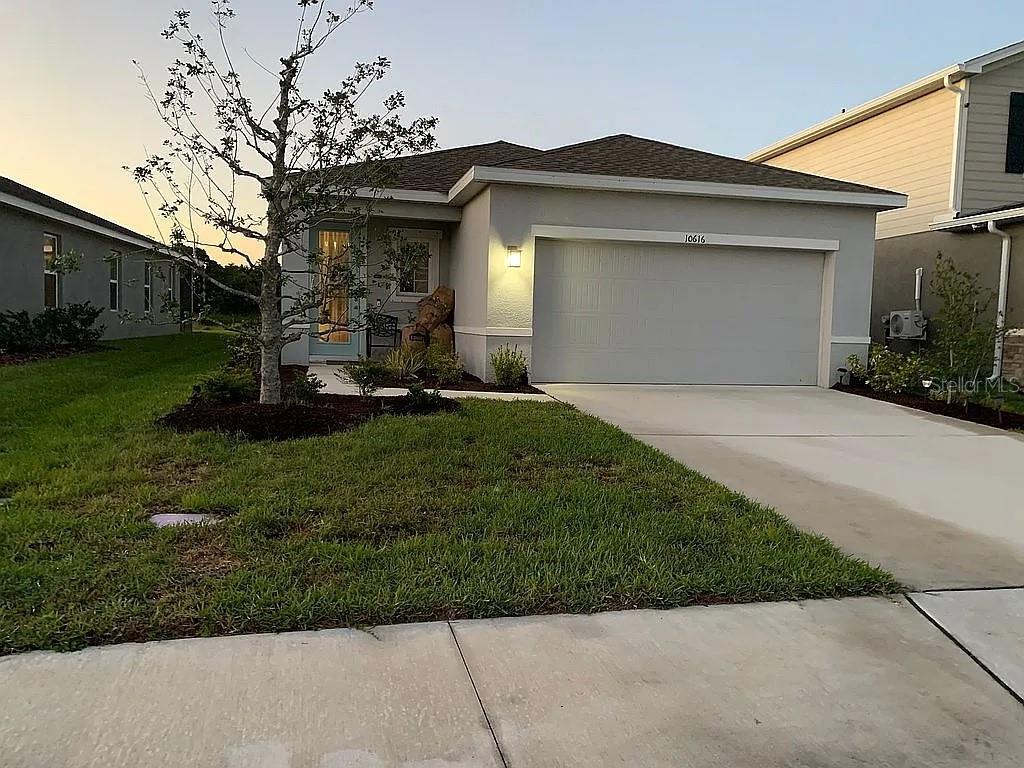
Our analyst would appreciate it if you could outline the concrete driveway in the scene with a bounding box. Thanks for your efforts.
[542,385,1024,589]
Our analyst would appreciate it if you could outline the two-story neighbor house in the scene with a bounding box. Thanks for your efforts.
[748,40,1024,377]
[1,175,184,340]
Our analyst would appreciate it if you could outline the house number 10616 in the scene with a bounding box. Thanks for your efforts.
[683,233,707,244]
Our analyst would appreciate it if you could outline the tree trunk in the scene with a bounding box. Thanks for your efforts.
[259,304,284,404]
[258,250,284,404]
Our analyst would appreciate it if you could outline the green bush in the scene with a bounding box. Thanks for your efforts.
[490,344,528,388]
[347,357,390,397]
[424,346,463,385]
[286,372,325,403]
[0,303,103,354]
[189,367,257,405]
[384,346,426,381]
[405,383,447,412]
[926,252,1003,396]
[846,345,929,395]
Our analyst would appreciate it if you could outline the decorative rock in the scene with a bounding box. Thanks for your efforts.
[401,323,429,351]
[428,323,454,353]
[149,513,218,528]
[416,286,455,332]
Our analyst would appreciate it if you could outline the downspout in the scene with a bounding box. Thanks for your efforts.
[942,73,965,95]
[987,220,1012,381]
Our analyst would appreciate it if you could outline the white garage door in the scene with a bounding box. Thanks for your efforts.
[531,239,824,385]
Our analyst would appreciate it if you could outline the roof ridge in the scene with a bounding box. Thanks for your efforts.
[390,139,541,163]
[494,134,629,166]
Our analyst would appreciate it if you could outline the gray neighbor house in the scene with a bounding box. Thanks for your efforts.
[1,175,184,339]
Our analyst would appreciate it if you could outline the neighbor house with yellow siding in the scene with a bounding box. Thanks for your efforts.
[748,41,1024,378]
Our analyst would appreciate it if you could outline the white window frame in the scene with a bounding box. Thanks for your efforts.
[143,260,153,315]
[167,263,177,303]
[109,252,122,312]
[43,232,60,308]
[394,229,441,301]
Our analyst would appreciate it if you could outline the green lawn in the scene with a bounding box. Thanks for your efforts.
[0,333,896,654]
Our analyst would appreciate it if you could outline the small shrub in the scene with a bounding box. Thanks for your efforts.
[347,357,389,397]
[927,252,1003,400]
[384,345,426,381]
[0,311,37,354]
[490,344,528,388]
[286,372,325,404]
[424,346,463,386]
[189,367,257,405]
[0,303,103,354]
[845,352,867,385]
[846,345,929,395]
[405,383,447,413]
[225,330,261,374]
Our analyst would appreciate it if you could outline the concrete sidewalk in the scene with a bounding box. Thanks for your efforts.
[3,594,1023,767]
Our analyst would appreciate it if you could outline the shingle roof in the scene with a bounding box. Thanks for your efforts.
[0,175,159,245]
[495,134,898,195]
[372,134,898,197]
[378,140,543,192]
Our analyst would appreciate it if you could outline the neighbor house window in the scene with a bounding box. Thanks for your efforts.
[143,261,153,314]
[1006,92,1024,173]
[43,233,59,308]
[108,253,122,311]
[395,230,440,298]
[167,264,177,303]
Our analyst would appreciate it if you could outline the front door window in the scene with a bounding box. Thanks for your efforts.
[318,230,350,343]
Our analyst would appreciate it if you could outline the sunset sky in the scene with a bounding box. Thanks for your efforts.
[3,0,1024,262]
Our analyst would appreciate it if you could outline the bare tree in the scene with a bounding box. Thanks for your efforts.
[130,0,437,403]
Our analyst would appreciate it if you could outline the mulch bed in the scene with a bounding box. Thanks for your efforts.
[158,393,461,441]
[373,370,544,394]
[832,383,1024,430]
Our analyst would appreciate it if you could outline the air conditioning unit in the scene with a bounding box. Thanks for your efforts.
[887,310,927,339]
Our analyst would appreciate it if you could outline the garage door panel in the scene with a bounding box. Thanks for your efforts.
[532,240,823,385]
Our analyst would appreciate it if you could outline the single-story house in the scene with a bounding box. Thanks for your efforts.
[282,135,906,386]
[0,175,185,339]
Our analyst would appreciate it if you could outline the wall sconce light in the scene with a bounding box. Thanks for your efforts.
[506,245,522,268]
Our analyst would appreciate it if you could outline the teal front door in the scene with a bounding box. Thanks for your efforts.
[308,228,364,360]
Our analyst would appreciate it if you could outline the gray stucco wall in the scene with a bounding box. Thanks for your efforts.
[365,218,452,326]
[479,184,881,384]
[872,224,1024,339]
[448,189,492,376]
[0,205,179,340]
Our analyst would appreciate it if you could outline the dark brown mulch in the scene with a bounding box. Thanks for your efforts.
[372,370,544,394]
[158,394,461,441]
[832,383,1024,430]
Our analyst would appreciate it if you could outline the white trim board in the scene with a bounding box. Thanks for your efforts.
[530,225,840,252]
[450,166,906,210]
[0,192,168,254]
[931,207,1024,231]
[831,336,871,345]
[454,326,532,337]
